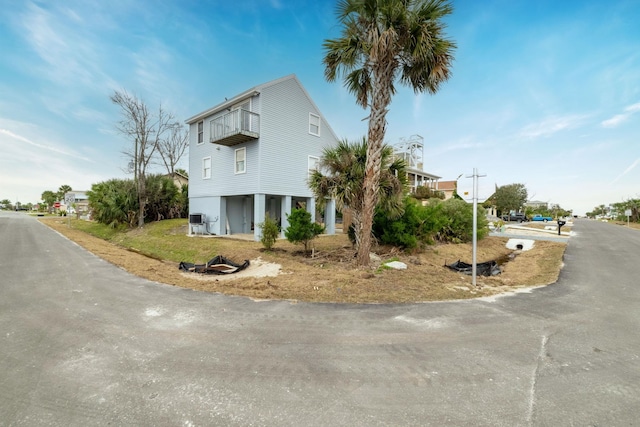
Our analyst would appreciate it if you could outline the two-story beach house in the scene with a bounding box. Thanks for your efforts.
[185,75,339,241]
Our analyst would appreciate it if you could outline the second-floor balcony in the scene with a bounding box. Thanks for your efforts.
[210,109,260,146]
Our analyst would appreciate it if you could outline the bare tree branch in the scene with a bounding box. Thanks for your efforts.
[111,89,176,227]
[157,123,189,177]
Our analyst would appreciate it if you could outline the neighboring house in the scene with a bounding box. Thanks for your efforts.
[408,169,441,194]
[433,180,457,200]
[185,74,339,240]
[392,135,441,194]
[165,171,189,188]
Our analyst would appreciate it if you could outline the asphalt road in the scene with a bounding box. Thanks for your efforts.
[1,212,639,426]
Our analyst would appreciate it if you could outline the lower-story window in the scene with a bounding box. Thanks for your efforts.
[203,156,211,179]
[308,155,319,179]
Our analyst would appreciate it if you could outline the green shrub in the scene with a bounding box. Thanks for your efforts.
[88,178,138,228]
[284,208,324,253]
[372,197,448,249]
[145,174,182,221]
[258,213,279,250]
[178,184,189,218]
[88,175,186,228]
[371,197,488,248]
[436,198,488,243]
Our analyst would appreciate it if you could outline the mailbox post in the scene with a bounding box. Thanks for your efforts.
[557,220,566,235]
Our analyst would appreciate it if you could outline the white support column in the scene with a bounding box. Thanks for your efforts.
[254,193,265,242]
[324,198,336,235]
[307,197,316,223]
[281,196,292,238]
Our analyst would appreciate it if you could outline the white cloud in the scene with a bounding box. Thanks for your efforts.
[0,128,93,162]
[17,3,119,94]
[625,102,640,112]
[0,125,119,203]
[428,138,488,156]
[601,114,628,128]
[519,115,587,139]
[601,102,640,128]
[610,157,640,184]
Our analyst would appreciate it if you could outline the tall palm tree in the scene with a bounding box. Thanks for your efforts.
[309,138,407,251]
[323,0,456,265]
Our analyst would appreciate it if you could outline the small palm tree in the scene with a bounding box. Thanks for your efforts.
[323,0,456,265]
[309,137,407,251]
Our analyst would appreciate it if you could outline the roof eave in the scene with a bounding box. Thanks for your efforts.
[185,90,260,124]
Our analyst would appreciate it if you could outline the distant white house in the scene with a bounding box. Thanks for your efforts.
[63,191,89,215]
[185,74,339,240]
[525,200,548,210]
[392,135,441,194]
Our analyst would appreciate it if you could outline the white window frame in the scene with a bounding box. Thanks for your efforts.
[308,155,320,179]
[235,147,246,175]
[202,156,211,179]
[309,113,320,136]
[197,120,204,145]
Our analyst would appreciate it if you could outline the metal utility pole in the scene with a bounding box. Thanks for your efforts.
[466,168,486,286]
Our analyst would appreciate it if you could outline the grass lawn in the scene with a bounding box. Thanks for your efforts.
[41,217,567,304]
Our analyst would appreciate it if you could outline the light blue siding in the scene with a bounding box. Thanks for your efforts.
[258,77,337,196]
[188,195,222,235]
[188,95,261,199]
[186,75,338,238]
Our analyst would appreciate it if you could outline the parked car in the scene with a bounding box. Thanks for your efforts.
[501,213,528,222]
[532,214,553,222]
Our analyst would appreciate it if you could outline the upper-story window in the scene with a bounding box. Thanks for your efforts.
[197,120,204,144]
[202,156,211,179]
[309,113,320,136]
[235,147,246,174]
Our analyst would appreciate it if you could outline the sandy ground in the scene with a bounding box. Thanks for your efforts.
[180,257,283,281]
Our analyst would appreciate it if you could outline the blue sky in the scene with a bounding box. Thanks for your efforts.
[1,0,638,215]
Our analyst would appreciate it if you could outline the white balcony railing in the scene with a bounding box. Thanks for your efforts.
[210,109,260,146]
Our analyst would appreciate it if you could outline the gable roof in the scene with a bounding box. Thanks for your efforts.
[185,74,340,141]
[174,170,188,180]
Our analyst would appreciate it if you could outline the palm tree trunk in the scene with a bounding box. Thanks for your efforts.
[357,64,394,266]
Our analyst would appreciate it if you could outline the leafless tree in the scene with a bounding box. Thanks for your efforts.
[157,123,189,178]
[111,89,177,227]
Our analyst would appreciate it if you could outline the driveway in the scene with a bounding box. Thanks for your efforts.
[1,212,638,426]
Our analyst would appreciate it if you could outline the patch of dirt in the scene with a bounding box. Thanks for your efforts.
[41,218,567,303]
[181,257,282,282]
